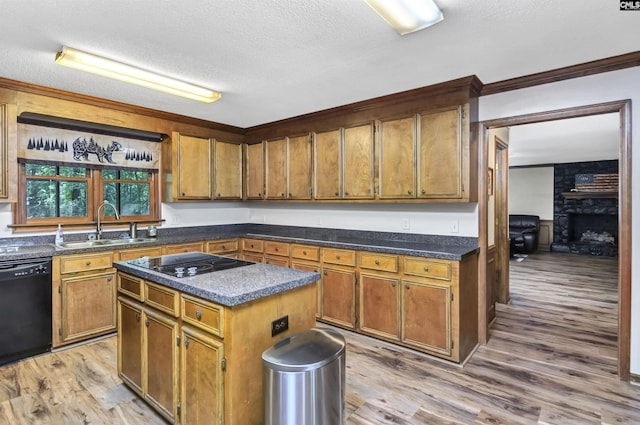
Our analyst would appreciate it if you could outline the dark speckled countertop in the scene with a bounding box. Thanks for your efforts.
[0,223,478,262]
[114,255,320,307]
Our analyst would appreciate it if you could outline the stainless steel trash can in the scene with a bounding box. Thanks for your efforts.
[262,327,346,425]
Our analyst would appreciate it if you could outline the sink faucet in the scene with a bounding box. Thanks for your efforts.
[96,200,121,239]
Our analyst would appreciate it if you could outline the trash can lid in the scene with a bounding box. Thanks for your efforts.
[262,328,346,372]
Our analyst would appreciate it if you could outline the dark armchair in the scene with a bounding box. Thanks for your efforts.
[509,215,540,255]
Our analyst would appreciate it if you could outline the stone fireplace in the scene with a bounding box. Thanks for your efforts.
[551,160,618,257]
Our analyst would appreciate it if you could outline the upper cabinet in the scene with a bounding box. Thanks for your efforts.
[378,116,416,199]
[313,123,374,200]
[245,142,264,200]
[417,106,463,199]
[265,134,312,200]
[174,133,212,200]
[0,92,18,202]
[166,132,243,202]
[213,139,242,200]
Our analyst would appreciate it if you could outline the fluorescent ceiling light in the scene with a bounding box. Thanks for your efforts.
[55,46,221,103]
[364,0,444,35]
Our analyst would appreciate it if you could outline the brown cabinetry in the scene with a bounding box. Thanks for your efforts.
[320,248,357,329]
[245,142,264,199]
[213,139,243,199]
[0,102,17,201]
[53,251,117,348]
[264,240,290,267]
[313,123,374,200]
[265,138,287,199]
[265,135,312,200]
[206,238,239,257]
[173,132,212,200]
[417,106,463,199]
[378,115,416,199]
[164,241,204,255]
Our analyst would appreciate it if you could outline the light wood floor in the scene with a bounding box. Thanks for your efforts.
[1,252,638,424]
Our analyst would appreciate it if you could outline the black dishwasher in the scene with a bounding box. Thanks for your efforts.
[0,258,52,365]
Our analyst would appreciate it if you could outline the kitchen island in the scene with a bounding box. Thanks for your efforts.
[113,252,320,425]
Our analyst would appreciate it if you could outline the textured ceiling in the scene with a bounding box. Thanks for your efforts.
[0,1,635,167]
[1,0,638,129]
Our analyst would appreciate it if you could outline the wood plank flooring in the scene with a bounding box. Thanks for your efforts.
[1,252,638,424]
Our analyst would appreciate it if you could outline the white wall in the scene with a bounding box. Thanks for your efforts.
[248,202,478,236]
[161,202,249,227]
[479,66,640,375]
[508,167,554,220]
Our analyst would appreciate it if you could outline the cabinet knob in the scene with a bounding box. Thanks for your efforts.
[145,319,150,327]
[345,192,349,196]
[281,193,285,197]
[375,260,380,265]
[222,245,226,250]
[184,338,190,348]
[289,193,292,197]
[107,277,112,282]
[408,190,412,195]
[135,313,141,322]
[217,193,221,197]
[181,192,186,196]
[86,261,91,266]
[302,250,307,255]
[405,285,410,290]
[391,282,396,287]
[275,248,278,252]
[258,193,262,197]
[323,271,328,276]
[424,266,430,272]
[336,255,341,260]
[335,192,339,196]
[421,189,426,195]
[195,310,202,321]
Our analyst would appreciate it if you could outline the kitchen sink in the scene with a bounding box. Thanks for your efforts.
[57,238,156,249]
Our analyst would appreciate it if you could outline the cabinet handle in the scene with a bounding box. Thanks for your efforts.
[302,250,307,255]
[375,260,380,265]
[323,271,328,276]
[86,261,91,266]
[335,192,339,196]
[408,190,412,195]
[336,255,341,260]
[145,319,150,327]
[281,193,285,197]
[181,192,186,196]
[107,276,112,282]
[421,189,426,195]
[289,193,292,197]
[345,192,349,196]
[275,248,278,252]
[217,193,221,197]
[258,193,262,197]
[405,285,410,290]
[391,282,396,287]
[424,266,430,272]
[135,313,141,322]
[195,310,202,320]
[184,338,190,348]
[222,245,226,250]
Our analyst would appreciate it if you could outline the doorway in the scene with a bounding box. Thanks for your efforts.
[478,100,631,380]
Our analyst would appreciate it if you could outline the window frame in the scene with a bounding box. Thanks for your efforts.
[16,161,159,228]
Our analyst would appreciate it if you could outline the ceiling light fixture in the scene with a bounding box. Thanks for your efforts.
[364,0,444,35]
[55,46,221,103]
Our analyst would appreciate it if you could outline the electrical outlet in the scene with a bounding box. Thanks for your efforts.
[271,315,289,337]
[402,218,410,230]
[450,221,459,233]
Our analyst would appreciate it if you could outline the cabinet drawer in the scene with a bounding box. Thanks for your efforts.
[265,256,289,267]
[117,273,144,301]
[359,252,398,273]
[242,238,264,253]
[290,244,320,262]
[145,281,179,317]
[206,239,238,254]
[403,258,451,281]
[181,294,224,337]
[60,252,113,274]
[322,248,356,266]
[118,247,163,261]
[264,241,289,256]
[164,242,204,255]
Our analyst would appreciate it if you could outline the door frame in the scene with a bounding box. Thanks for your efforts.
[477,99,632,380]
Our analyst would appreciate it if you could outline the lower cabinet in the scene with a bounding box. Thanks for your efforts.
[180,326,224,425]
[321,267,356,329]
[358,273,400,341]
[53,251,117,348]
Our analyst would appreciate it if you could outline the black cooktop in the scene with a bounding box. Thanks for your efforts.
[128,252,253,278]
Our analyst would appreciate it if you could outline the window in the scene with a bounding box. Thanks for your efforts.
[19,162,158,226]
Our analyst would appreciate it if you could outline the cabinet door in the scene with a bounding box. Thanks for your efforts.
[145,309,179,422]
[117,297,143,395]
[287,134,312,199]
[291,262,321,318]
[344,123,374,199]
[378,116,416,199]
[180,327,224,425]
[245,142,264,199]
[0,104,9,199]
[265,138,287,199]
[213,139,243,199]
[60,271,116,343]
[359,274,400,340]
[417,107,462,198]
[314,129,341,199]
[321,267,356,329]
[164,242,204,255]
[401,279,452,356]
[175,133,212,200]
